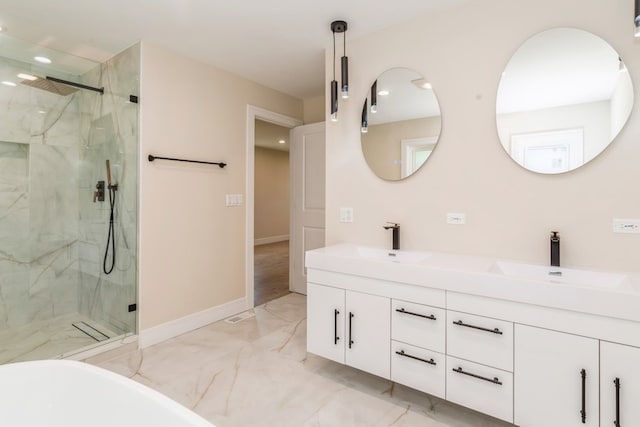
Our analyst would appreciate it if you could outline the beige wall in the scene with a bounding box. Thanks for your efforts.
[139,42,302,331]
[303,95,325,124]
[326,0,640,272]
[362,116,441,180]
[254,147,289,241]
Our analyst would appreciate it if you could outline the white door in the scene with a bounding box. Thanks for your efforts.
[601,341,640,427]
[345,290,390,379]
[306,283,345,364]
[290,122,325,294]
[514,324,599,427]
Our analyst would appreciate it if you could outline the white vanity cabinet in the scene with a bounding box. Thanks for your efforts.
[600,341,640,427]
[307,282,390,379]
[514,324,599,427]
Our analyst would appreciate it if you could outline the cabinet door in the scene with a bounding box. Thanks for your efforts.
[514,325,599,427]
[307,283,345,363]
[601,341,640,427]
[345,291,390,379]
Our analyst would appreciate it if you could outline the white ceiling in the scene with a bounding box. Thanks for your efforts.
[0,0,465,100]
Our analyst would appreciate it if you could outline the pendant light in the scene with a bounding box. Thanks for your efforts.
[636,0,640,37]
[361,99,368,133]
[371,80,378,113]
[330,20,348,121]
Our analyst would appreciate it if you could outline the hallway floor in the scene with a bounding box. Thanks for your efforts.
[97,293,511,427]
[254,241,290,306]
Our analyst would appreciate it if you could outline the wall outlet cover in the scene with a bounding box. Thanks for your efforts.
[612,218,640,234]
[447,213,466,225]
[339,207,353,223]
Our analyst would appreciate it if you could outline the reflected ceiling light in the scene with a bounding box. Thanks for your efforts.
[2,81,16,87]
[636,0,640,37]
[411,78,432,90]
[378,89,390,96]
[619,57,627,72]
[278,139,286,144]
[34,56,51,64]
[17,73,38,81]
[361,99,368,133]
[330,20,348,121]
[371,80,377,113]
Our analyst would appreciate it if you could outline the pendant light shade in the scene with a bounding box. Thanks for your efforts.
[361,99,368,133]
[636,0,640,37]
[330,20,348,121]
[330,80,338,122]
[371,80,378,113]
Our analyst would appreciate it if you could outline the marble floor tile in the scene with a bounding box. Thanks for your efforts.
[0,313,118,364]
[97,293,513,427]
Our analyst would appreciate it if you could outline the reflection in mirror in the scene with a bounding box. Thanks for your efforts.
[496,28,634,174]
[361,68,442,181]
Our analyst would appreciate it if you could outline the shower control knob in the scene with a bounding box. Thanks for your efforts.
[94,180,105,202]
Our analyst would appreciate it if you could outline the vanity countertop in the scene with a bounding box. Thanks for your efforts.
[305,244,640,323]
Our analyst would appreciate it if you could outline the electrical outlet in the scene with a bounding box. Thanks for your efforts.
[612,218,640,234]
[446,213,466,225]
[339,207,353,223]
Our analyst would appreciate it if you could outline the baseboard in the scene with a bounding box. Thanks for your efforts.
[139,297,248,348]
[254,235,289,246]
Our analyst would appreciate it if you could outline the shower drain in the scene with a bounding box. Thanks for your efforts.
[72,322,110,342]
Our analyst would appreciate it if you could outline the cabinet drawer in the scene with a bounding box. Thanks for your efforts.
[446,356,513,423]
[392,299,445,353]
[391,340,445,399]
[447,310,513,371]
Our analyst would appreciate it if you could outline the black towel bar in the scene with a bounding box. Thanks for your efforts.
[148,154,226,168]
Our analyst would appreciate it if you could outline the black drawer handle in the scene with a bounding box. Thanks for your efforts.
[395,308,436,320]
[333,309,340,345]
[614,377,620,427]
[395,350,436,366]
[580,369,586,424]
[452,366,502,385]
[452,320,503,335]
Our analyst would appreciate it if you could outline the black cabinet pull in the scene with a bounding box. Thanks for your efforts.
[614,377,621,427]
[580,369,586,424]
[452,366,502,385]
[395,308,436,320]
[395,350,436,366]
[333,309,340,345]
[452,320,503,335]
[348,312,354,349]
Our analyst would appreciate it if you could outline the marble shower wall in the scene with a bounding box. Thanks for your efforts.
[0,58,84,330]
[0,44,139,340]
[77,44,139,336]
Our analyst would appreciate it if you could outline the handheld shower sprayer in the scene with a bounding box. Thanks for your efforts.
[103,160,118,275]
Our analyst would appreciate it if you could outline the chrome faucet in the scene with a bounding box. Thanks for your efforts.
[550,231,560,268]
[383,222,400,250]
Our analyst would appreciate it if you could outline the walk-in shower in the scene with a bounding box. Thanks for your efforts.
[0,34,139,363]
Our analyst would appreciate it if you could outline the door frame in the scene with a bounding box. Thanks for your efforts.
[245,105,302,309]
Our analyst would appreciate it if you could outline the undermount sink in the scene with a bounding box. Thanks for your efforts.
[490,261,628,288]
[355,246,430,264]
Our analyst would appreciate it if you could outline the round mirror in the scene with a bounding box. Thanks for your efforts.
[361,68,442,180]
[496,28,634,174]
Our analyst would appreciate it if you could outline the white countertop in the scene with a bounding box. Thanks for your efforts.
[305,244,640,323]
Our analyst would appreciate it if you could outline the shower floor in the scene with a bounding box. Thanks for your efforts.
[0,313,117,364]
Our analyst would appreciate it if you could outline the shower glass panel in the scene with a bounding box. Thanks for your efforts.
[0,34,139,363]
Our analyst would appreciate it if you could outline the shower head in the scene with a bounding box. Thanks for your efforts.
[19,75,78,96]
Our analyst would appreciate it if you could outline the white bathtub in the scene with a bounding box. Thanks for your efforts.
[0,360,214,427]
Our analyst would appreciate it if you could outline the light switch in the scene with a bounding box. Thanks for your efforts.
[447,213,466,225]
[340,207,353,223]
[226,194,244,207]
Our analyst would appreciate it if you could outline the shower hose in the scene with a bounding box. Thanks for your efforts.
[103,185,116,275]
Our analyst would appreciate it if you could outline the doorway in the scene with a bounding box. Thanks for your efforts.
[245,106,302,308]
[253,119,292,306]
